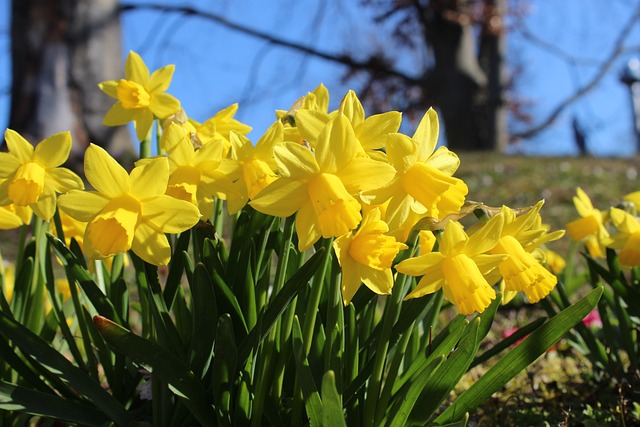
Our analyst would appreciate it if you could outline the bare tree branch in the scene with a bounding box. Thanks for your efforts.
[118,3,423,85]
[512,2,640,140]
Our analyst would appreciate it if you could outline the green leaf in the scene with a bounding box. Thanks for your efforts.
[0,381,109,426]
[47,233,123,324]
[292,316,323,426]
[435,286,604,424]
[93,315,215,427]
[164,229,191,308]
[321,371,346,427]
[406,317,481,426]
[188,263,218,378]
[213,314,237,425]
[0,312,129,425]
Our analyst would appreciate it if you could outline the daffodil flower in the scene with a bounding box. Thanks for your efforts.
[396,215,507,315]
[604,208,640,266]
[488,202,564,304]
[250,115,395,251]
[333,208,407,305]
[99,51,181,142]
[58,144,200,266]
[278,84,329,145]
[566,187,609,258]
[296,90,401,160]
[0,130,83,220]
[215,122,283,214]
[161,122,228,218]
[0,203,31,230]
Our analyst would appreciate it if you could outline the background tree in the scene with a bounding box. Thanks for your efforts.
[9,0,133,171]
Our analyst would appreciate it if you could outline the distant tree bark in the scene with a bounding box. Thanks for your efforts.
[9,0,134,172]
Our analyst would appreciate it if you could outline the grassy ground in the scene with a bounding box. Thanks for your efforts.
[453,152,640,426]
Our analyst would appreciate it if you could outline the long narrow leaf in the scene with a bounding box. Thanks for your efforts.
[435,286,603,424]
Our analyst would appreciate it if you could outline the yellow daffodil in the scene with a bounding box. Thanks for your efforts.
[58,144,200,266]
[333,208,407,305]
[216,122,283,214]
[362,108,468,240]
[0,130,83,220]
[99,51,181,142]
[541,249,566,275]
[566,187,608,258]
[250,115,395,251]
[396,215,507,315]
[160,122,228,218]
[488,202,564,304]
[0,203,31,229]
[419,230,437,254]
[189,104,252,156]
[296,90,401,160]
[604,208,640,266]
[278,84,330,145]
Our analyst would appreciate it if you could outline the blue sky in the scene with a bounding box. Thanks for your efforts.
[1,0,639,156]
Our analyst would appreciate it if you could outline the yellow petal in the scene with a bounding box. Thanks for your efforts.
[48,167,84,193]
[8,162,45,206]
[32,132,72,168]
[134,109,154,142]
[149,93,181,119]
[308,173,361,238]
[439,221,469,256]
[4,129,34,163]
[85,144,129,197]
[405,276,445,300]
[339,90,365,127]
[130,157,170,199]
[296,201,322,251]
[386,133,418,174]
[148,64,175,93]
[315,115,359,173]
[132,221,172,266]
[274,143,318,179]
[466,213,505,255]
[356,111,402,150]
[125,51,150,84]
[58,191,110,222]
[413,108,440,161]
[426,147,460,176]
[0,206,26,230]
[250,178,307,217]
[30,184,57,221]
[338,157,395,194]
[0,153,21,177]
[103,101,135,126]
[98,80,119,98]
[295,109,331,148]
[142,195,201,234]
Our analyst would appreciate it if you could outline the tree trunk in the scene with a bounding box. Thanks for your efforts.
[9,0,134,172]
[426,0,507,151]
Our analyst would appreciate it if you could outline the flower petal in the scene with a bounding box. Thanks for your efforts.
[134,109,154,142]
[249,178,307,217]
[48,168,84,193]
[85,144,129,197]
[132,222,172,266]
[30,184,57,220]
[58,190,109,221]
[0,207,25,230]
[5,129,34,163]
[274,143,318,179]
[34,132,72,168]
[338,157,395,194]
[130,157,169,199]
[294,109,330,147]
[386,133,418,174]
[142,195,200,234]
[125,51,150,84]
[103,101,135,126]
[315,115,359,173]
[148,64,175,93]
[296,201,322,251]
[149,93,181,119]
[466,213,505,255]
[98,80,119,98]
[413,108,439,161]
[427,147,460,175]
[0,153,22,178]
[356,111,401,150]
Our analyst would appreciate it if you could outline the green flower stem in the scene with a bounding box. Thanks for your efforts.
[140,127,153,159]
[14,223,29,278]
[301,237,334,356]
[249,215,296,427]
[363,236,418,427]
[213,198,225,236]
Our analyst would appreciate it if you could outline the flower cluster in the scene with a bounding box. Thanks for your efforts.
[0,51,564,314]
[567,187,640,267]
